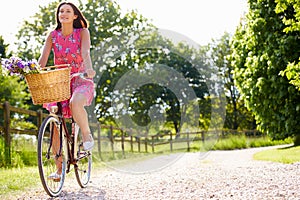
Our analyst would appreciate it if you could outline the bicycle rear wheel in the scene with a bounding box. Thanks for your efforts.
[37,116,67,197]
[73,123,92,188]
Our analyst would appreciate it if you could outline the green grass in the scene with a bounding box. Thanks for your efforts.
[211,135,248,150]
[248,137,293,148]
[210,135,293,150]
[253,145,300,164]
[0,167,40,198]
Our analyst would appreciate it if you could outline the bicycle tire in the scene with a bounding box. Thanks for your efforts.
[73,123,92,188]
[37,116,67,197]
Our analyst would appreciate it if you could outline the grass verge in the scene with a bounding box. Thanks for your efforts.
[253,145,300,164]
[210,135,293,150]
[0,167,40,199]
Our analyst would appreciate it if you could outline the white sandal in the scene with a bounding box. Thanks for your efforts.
[48,156,62,182]
[48,172,61,182]
[83,134,94,151]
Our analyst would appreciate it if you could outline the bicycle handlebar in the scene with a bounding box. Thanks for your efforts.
[70,72,94,83]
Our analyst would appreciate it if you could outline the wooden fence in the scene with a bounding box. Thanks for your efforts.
[0,101,260,165]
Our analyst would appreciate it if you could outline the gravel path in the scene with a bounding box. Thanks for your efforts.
[14,145,300,200]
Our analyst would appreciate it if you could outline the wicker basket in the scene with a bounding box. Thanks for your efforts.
[25,67,71,105]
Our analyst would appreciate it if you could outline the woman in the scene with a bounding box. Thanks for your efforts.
[38,2,95,180]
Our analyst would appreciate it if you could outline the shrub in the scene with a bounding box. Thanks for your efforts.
[0,137,5,167]
[0,136,37,168]
[212,134,247,150]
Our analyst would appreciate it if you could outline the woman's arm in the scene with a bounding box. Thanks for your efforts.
[81,28,95,78]
[38,33,52,68]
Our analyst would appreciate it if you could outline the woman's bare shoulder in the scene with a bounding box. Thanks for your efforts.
[80,28,90,35]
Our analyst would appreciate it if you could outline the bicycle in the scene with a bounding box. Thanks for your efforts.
[35,69,93,197]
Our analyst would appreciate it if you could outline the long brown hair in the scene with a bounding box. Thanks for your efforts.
[55,2,89,30]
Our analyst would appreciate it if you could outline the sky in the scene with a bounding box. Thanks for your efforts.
[0,0,248,51]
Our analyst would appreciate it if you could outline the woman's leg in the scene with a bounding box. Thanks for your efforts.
[48,122,62,181]
[69,92,92,143]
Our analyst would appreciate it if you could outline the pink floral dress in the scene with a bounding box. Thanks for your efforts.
[43,28,94,118]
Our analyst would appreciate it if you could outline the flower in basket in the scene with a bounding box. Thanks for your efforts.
[1,56,41,77]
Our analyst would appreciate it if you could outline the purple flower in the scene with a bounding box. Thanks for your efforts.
[17,61,25,69]
[1,57,41,77]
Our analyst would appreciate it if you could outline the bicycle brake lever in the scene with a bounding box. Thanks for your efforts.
[77,73,87,79]
[79,72,88,78]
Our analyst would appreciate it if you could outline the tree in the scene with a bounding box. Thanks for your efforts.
[96,30,214,135]
[0,36,29,108]
[276,0,300,89]
[275,0,300,145]
[210,32,255,130]
[231,0,300,141]
[0,36,9,58]
[0,36,30,126]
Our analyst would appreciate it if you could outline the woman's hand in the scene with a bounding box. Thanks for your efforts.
[86,68,96,78]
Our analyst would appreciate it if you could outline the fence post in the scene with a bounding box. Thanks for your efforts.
[130,135,133,152]
[145,137,148,153]
[97,123,102,160]
[109,125,115,159]
[37,109,43,138]
[3,101,11,166]
[151,136,155,153]
[170,131,173,152]
[187,132,190,152]
[121,130,125,158]
[37,109,43,128]
[137,137,141,153]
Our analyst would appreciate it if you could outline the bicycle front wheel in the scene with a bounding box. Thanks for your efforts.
[74,123,92,188]
[37,116,67,197]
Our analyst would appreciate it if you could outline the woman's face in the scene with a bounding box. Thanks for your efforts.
[58,4,77,25]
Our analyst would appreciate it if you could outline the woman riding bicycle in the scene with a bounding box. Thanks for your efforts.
[38,2,96,180]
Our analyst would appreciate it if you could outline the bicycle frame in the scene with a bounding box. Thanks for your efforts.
[50,102,91,174]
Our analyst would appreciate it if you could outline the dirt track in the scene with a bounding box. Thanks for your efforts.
[14,145,300,199]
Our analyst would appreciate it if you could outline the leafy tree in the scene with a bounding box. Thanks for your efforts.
[276,0,300,145]
[0,75,29,108]
[231,0,300,141]
[275,0,300,33]
[276,0,300,88]
[0,36,9,58]
[0,36,30,126]
[0,36,29,108]
[210,32,255,130]
[96,28,216,135]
